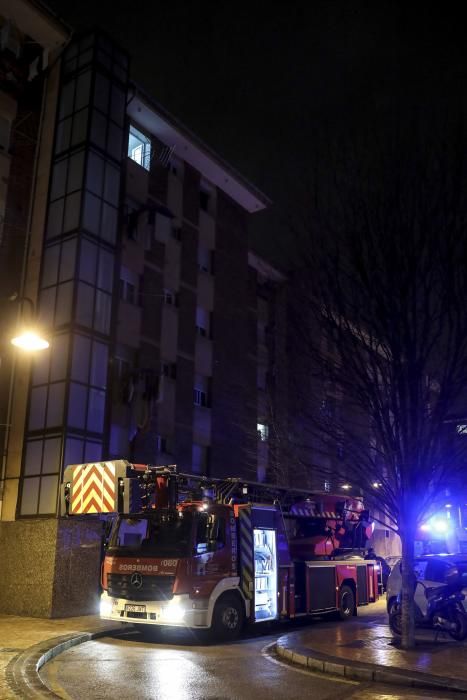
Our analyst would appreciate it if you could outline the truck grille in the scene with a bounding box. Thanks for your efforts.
[107,574,175,601]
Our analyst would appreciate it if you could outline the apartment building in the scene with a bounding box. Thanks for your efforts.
[0,3,285,615]
[105,87,272,484]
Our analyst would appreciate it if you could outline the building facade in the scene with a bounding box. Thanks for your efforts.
[0,3,289,616]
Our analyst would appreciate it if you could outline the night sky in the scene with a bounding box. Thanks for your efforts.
[46,1,467,262]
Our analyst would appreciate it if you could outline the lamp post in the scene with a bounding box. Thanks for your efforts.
[0,294,49,520]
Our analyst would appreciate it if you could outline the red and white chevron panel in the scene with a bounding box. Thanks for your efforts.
[71,462,116,514]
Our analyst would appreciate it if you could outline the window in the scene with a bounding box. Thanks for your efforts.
[161,362,177,379]
[119,266,139,304]
[128,125,151,171]
[198,245,213,274]
[155,435,167,453]
[113,356,133,403]
[169,157,183,178]
[119,279,134,304]
[163,288,178,306]
[114,356,131,379]
[192,443,210,474]
[199,189,210,212]
[196,307,210,338]
[195,512,224,552]
[172,225,182,242]
[257,423,269,441]
[424,561,452,584]
[193,388,208,407]
[153,212,171,244]
[194,374,210,408]
[125,200,139,240]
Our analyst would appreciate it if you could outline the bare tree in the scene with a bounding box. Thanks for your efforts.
[282,116,467,648]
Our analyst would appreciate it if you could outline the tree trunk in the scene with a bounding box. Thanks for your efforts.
[400,530,416,649]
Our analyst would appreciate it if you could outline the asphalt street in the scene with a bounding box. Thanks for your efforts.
[39,623,465,700]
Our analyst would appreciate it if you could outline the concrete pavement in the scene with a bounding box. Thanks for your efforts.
[276,598,467,693]
[0,613,121,699]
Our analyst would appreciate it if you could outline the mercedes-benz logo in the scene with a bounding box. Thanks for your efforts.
[130,572,143,589]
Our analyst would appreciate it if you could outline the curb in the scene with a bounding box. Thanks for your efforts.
[5,626,123,699]
[275,636,467,694]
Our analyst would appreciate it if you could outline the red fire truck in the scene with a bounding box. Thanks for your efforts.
[62,461,379,639]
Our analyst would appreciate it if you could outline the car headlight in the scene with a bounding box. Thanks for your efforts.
[100,597,114,617]
[163,598,185,623]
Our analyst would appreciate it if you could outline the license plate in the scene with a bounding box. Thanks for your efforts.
[125,604,146,613]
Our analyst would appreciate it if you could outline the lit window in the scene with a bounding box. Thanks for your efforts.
[257,423,269,441]
[128,125,151,171]
[457,425,467,435]
[324,480,331,492]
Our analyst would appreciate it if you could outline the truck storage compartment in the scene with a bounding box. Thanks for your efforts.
[357,564,369,604]
[307,564,336,612]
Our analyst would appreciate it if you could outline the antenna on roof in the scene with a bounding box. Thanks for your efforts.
[151,143,176,168]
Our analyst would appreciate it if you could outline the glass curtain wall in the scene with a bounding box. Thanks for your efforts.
[19,33,129,516]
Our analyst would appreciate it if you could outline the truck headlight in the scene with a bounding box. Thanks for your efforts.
[163,598,185,623]
[100,597,114,617]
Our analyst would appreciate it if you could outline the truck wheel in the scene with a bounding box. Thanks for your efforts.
[211,595,244,641]
[338,585,355,621]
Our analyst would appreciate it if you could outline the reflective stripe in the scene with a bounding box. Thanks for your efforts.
[239,508,253,600]
[71,462,116,514]
[290,506,339,518]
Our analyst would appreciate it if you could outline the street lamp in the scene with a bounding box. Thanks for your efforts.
[0,294,49,519]
[11,331,49,351]
[8,294,49,352]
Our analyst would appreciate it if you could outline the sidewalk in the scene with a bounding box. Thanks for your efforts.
[276,599,467,693]
[0,613,121,699]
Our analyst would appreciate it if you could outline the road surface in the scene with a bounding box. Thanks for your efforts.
[40,624,462,700]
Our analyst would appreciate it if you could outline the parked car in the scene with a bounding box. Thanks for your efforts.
[386,553,467,615]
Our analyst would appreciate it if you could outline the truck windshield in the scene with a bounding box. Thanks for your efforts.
[108,511,193,557]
